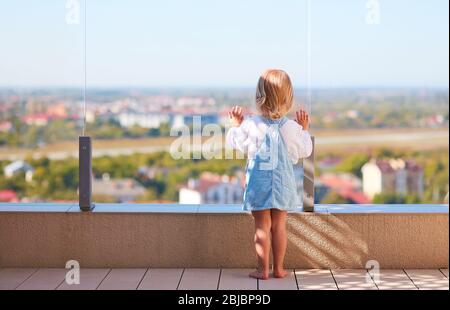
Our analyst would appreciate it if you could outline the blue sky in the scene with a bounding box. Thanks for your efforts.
[0,0,448,88]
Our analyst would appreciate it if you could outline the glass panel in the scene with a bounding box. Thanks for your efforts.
[310,0,449,205]
[86,0,309,204]
[1,1,447,206]
[0,0,84,203]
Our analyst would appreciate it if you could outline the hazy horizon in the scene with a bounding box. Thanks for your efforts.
[0,86,449,92]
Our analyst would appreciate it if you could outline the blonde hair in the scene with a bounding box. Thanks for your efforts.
[256,69,294,120]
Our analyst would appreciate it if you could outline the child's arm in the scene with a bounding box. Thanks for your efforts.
[295,109,310,131]
[281,109,313,164]
[228,106,244,127]
[226,106,249,153]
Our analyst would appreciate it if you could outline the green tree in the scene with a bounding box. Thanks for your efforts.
[334,153,370,178]
[321,191,353,204]
[372,194,407,204]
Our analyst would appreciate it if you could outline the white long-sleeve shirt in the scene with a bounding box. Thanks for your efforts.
[226,115,313,164]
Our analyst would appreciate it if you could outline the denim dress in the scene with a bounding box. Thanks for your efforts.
[243,116,300,212]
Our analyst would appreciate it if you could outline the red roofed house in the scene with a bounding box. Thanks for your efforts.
[337,188,371,205]
[0,121,12,132]
[22,114,51,127]
[46,103,68,118]
[21,104,68,127]
[319,173,370,204]
[361,159,424,199]
[0,190,19,203]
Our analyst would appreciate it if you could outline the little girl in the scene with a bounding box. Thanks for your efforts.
[226,69,313,280]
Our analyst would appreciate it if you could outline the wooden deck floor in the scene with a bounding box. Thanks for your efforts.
[0,268,448,290]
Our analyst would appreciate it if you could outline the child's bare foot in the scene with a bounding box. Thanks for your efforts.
[249,270,269,280]
[273,269,289,279]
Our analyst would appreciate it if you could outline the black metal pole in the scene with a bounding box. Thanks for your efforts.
[79,136,94,211]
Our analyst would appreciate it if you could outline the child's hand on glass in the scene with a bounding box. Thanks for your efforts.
[295,109,310,130]
[228,105,244,127]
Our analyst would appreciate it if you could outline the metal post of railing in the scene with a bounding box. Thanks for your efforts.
[78,1,94,212]
[303,136,315,212]
[79,136,94,211]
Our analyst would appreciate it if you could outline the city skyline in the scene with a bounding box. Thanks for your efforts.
[0,0,449,88]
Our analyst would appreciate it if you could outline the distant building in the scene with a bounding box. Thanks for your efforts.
[322,112,338,124]
[117,112,170,129]
[176,97,216,108]
[346,109,360,119]
[336,188,371,204]
[3,160,34,182]
[0,190,19,203]
[21,103,70,127]
[423,114,445,128]
[85,110,96,123]
[0,121,12,132]
[171,114,187,129]
[320,173,363,191]
[93,174,146,203]
[179,172,245,205]
[22,114,51,127]
[46,103,68,118]
[171,113,219,129]
[361,159,424,199]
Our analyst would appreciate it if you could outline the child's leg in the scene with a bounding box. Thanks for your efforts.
[249,210,271,280]
[270,209,288,278]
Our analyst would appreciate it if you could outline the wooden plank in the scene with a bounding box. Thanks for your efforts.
[258,270,298,290]
[57,269,110,290]
[178,269,220,290]
[440,269,449,278]
[0,268,37,290]
[97,268,147,290]
[218,269,257,290]
[138,269,184,290]
[295,269,337,290]
[369,270,417,290]
[405,269,449,290]
[16,269,66,290]
[331,269,377,290]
